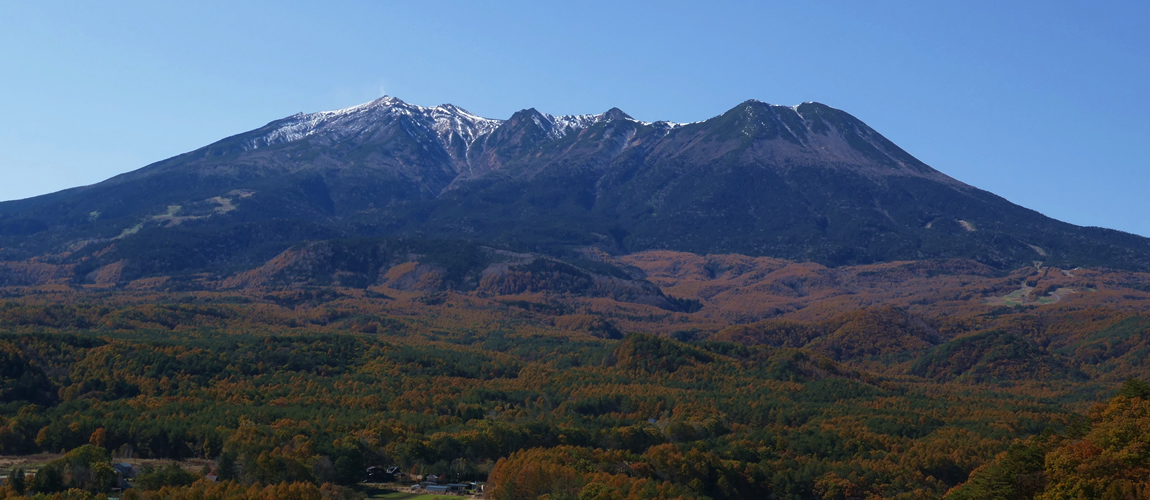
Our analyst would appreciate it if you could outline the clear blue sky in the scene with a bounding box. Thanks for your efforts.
[2,1,1147,235]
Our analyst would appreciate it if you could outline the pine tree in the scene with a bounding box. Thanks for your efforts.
[9,467,25,495]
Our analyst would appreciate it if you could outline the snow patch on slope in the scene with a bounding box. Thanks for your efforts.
[533,112,614,140]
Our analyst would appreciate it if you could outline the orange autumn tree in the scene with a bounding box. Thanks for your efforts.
[487,445,774,500]
[948,379,1150,500]
[1039,385,1150,499]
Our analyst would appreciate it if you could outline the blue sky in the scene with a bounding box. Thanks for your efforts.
[2,1,1147,235]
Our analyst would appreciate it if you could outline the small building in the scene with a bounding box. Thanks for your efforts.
[114,463,137,478]
[425,485,449,493]
[365,466,390,481]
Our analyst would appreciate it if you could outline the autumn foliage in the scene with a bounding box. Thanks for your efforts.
[0,256,1147,498]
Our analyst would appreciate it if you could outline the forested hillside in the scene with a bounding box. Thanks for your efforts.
[0,266,1148,500]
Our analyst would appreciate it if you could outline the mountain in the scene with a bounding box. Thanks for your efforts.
[2,96,1149,284]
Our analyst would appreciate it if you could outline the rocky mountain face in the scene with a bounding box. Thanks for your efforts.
[2,96,1149,285]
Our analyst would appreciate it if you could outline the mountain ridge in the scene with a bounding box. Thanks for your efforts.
[2,96,1149,282]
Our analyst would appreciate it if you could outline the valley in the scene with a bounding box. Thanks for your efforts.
[1,97,1149,499]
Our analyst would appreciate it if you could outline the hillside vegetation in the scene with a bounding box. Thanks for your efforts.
[0,257,1147,499]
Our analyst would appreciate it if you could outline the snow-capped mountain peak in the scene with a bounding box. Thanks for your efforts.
[245,96,503,152]
[244,97,657,153]
[423,102,503,153]
[533,107,636,140]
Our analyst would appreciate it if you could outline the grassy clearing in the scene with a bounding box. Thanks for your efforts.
[0,455,210,475]
[363,490,444,500]
[0,453,61,473]
[993,284,1034,306]
[359,483,482,500]
[985,284,1076,307]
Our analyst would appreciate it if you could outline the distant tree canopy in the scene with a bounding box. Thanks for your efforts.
[0,298,1146,499]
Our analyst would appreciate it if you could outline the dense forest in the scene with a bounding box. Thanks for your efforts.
[0,264,1148,499]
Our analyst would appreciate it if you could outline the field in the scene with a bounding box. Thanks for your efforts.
[363,487,464,500]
